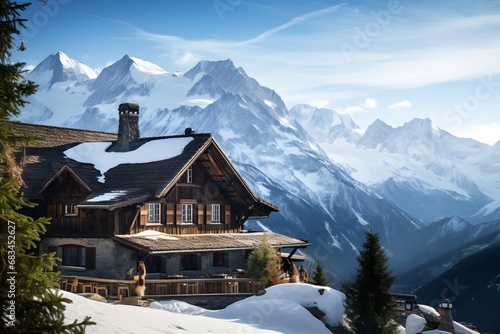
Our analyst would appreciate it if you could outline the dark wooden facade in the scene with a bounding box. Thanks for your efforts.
[41,143,253,238]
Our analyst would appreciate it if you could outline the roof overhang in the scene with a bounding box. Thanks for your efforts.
[114,231,309,255]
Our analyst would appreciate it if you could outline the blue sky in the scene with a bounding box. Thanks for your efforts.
[12,0,500,145]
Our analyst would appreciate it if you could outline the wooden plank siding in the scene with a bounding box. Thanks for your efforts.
[125,160,241,235]
[42,148,244,237]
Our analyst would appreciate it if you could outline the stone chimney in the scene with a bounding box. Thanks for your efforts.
[115,103,140,151]
[437,299,455,333]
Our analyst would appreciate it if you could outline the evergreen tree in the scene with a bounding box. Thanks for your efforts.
[342,231,397,334]
[1,1,94,332]
[311,261,329,286]
[247,234,281,289]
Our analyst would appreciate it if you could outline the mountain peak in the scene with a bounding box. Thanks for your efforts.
[28,51,98,89]
[402,118,441,137]
[184,59,238,81]
[358,118,393,148]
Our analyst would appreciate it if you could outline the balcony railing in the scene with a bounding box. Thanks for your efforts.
[59,275,260,299]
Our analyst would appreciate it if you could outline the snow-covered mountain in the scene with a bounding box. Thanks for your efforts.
[290,105,500,224]
[28,51,97,89]
[18,51,500,285]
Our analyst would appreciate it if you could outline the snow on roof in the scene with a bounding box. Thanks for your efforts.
[132,230,178,241]
[63,137,193,182]
[86,190,128,202]
[406,314,427,334]
[418,303,440,317]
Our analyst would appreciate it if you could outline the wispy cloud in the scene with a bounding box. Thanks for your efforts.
[238,4,345,45]
[387,100,411,110]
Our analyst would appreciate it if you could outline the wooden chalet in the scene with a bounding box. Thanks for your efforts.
[17,103,309,297]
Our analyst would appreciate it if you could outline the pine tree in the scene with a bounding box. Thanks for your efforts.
[1,1,94,332]
[342,231,397,334]
[247,234,281,289]
[311,261,329,286]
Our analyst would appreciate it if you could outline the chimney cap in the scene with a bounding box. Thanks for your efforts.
[185,127,195,135]
[119,103,140,113]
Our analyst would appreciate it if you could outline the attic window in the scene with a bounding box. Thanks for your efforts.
[186,167,193,183]
[148,203,161,224]
[64,204,78,217]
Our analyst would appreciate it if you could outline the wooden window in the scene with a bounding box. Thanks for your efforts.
[211,204,220,223]
[186,167,192,183]
[62,245,85,267]
[182,204,193,223]
[180,253,201,271]
[64,204,78,216]
[213,252,229,267]
[148,203,161,224]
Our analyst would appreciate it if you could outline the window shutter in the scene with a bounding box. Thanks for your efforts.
[140,205,148,225]
[176,204,182,224]
[206,205,212,224]
[224,204,231,224]
[166,203,174,225]
[197,204,205,225]
[85,247,96,270]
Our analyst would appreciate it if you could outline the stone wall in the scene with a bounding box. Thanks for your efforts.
[42,237,137,279]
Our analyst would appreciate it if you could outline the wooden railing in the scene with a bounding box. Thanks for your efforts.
[59,275,260,299]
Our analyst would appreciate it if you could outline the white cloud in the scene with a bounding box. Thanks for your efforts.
[387,100,411,110]
[175,52,199,66]
[364,97,378,109]
[453,122,500,146]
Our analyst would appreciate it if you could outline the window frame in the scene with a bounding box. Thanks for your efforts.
[211,204,221,223]
[148,203,161,224]
[62,244,86,267]
[181,203,193,223]
[180,253,200,271]
[64,204,77,217]
[186,167,193,183]
[212,251,228,267]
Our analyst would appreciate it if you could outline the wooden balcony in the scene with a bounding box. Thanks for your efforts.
[59,275,260,300]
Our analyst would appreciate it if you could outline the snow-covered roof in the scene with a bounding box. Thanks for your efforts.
[20,124,278,215]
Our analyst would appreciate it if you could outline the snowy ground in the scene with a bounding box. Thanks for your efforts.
[62,283,479,334]
[63,283,345,334]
